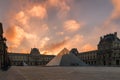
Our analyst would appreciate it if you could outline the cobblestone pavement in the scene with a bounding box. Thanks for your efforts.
[0,66,120,80]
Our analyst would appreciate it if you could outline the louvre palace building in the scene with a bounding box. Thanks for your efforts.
[1,22,120,67]
[8,48,55,66]
[77,32,120,66]
[8,32,120,66]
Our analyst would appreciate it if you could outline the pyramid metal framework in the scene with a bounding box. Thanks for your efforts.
[46,48,87,66]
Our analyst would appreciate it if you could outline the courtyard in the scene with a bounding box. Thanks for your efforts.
[0,66,120,80]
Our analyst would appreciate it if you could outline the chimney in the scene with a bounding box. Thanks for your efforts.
[0,22,3,35]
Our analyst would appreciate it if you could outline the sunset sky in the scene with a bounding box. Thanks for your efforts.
[0,0,120,55]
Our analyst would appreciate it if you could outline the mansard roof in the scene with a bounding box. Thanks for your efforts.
[99,32,120,44]
[30,48,40,55]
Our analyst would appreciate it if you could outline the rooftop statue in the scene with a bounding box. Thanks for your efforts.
[0,22,3,35]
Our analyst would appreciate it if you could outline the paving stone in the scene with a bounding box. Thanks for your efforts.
[0,66,120,80]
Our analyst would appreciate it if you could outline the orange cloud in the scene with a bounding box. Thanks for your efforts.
[28,5,47,19]
[111,0,120,19]
[5,26,16,42]
[5,24,39,52]
[64,20,83,32]
[68,35,84,46]
[57,0,70,18]
[7,0,71,54]
[43,34,84,55]
[14,5,47,30]
[42,39,68,55]
[47,0,70,17]
[6,0,93,55]
[48,0,60,7]
[5,1,50,52]
[39,37,50,50]
[56,32,64,36]
[80,44,96,52]
[15,11,28,25]
[5,25,24,48]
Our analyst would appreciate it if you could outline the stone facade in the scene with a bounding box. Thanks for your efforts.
[77,32,120,66]
[8,32,120,66]
[8,48,55,66]
[77,50,97,65]
[97,32,120,66]
[0,23,10,70]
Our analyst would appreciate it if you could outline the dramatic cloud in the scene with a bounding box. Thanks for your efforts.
[28,5,47,19]
[15,11,28,26]
[80,44,96,52]
[3,0,73,54]
[64,20,83,32]
[73,0,120,54]
[5,25,37,52]
[56,32,64,36]
[105,0,120,24]
[2,0,119,55]
[5,26,24,48]
[93,0,120,34]
[43,34,84,55]
[43,39,68,55]
[111,0,120,19]
[47,0,70,17]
